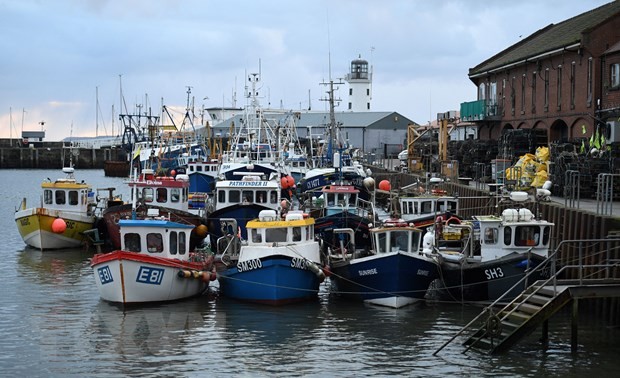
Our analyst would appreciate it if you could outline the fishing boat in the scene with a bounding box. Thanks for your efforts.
[426,191,554,303]
[214,210,325,304]
[303,182,376,252]
[101,168,207,250]
[14,167,99,250]
[206,172,282,246]
[91,208,215,305]
[326,217,440,308]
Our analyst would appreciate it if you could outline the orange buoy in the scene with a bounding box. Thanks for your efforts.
[378,180,391,191]
[195,224,208,238]
[170,169,176,176]
[280,176,290,189]
[286,175,295,188]
[51,218,67,234]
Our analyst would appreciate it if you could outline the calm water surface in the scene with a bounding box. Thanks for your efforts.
[1,169,618,377]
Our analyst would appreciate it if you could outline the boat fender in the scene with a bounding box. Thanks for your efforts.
[445,216,461,226]
[306,261,326,281]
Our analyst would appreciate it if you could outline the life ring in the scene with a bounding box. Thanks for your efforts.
[445,216,461,226]
[486,314,502,337]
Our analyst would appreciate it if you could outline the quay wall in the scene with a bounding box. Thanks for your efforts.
[0,141,126,169]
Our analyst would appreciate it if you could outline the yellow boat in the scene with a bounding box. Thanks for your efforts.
[14,167,98,250]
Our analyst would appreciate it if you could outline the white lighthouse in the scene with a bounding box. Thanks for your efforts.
[344,55,372,112]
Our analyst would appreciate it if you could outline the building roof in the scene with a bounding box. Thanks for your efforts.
[209,111,417,131]
[469,1,620,77]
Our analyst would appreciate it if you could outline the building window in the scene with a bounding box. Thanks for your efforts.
[510,76,516,115]
[478,82,486,100]
[521,74,526,114]
[570,62,576,109]
[544,69,549,111]
[349,88,353,96]
[557,65,562,110]
[348,102,352,110]
[611,63,620,89]
[531,72,537,113]
[587,58,593,106]
[367,102,370,110]
[502,78,506,115]
[366,88,370,96]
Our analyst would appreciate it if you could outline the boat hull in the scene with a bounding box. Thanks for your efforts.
[434,253,550,303]
[329,252,439,308]
[91,251,211,305]
[216,256,322,305]
[14,207,95,250]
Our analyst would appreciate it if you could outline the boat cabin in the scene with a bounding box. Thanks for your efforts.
[322,185,360,216]
[398,195,459,221]
[130,169,190,212]
[213,175,280,211]
[119,215,195,260]
[371,223,424,254]
[41,167,96,214]
[475,208,553,262]
[247,210,315,246]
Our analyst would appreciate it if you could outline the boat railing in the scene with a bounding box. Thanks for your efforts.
[433,238,620,356]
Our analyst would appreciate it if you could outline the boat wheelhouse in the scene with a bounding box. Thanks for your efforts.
[101,169,206,250]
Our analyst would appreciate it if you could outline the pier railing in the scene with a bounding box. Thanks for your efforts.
[433,238,620,356]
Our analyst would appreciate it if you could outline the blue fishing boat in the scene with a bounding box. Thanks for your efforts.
[215,210,325,304]
[326,217,440,308]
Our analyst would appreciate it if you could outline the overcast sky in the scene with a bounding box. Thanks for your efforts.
[0,0,611,141]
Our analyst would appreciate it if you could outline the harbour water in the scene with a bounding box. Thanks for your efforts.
[1,169,618,377]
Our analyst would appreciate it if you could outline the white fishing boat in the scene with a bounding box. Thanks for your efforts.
[426,191,555,303]
[91,208,215,305]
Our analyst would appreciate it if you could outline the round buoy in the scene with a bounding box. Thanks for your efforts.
[363,177,375,190]
[51,218,67,234]
[280,200,290,209]
[170,169,176,177]
[280,176,290,189]
[378,180,391,191]
[195,224,208,238]
[286,175,295,188]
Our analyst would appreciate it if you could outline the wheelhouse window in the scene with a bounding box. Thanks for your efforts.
[156,188,167,203]
[484,227,498,244]
[55,190,66,205]
[124,233,141,252]
[504,227,512,246]
[44,189,53,205]
[146,233,164,253]
[143,188,154,202]
[68,190,78,205]
[515,225,540,247]
[170,231,178,254]
[171,188,180,202]
[265,227,287,243]
[179,232,187,255]
[229,190,241,203]
[251,229,262,243]
[292,227,302,242]
[256,190,267,203]
[242,190,254,203]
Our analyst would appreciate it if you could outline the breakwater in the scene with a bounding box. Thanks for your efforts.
[0,139,127,169]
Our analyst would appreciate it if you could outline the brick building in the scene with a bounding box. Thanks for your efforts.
[461,1,620,143]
